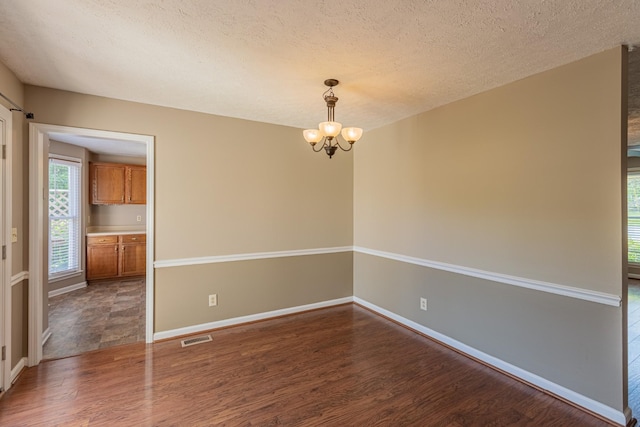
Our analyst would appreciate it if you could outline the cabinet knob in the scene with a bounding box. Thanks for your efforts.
[131,237,137,240]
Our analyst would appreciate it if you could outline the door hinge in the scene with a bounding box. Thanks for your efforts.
[1,346,5,361]
[2,245,6,260]
[2,145,5,159]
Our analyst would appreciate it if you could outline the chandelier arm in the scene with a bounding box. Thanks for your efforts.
[334,138,353,152]
[311,138,328,152]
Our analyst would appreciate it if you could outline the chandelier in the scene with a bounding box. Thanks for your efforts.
[303,79,363,158]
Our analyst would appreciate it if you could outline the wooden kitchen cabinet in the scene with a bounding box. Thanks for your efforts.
[90,162,146,205]
[86,235,119,280]
[126,166,146,204]
[90,163,126,204]
[120,234,146,276]
[87,234,146,280]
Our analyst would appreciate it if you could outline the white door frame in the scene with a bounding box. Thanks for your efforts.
[28,123,154,366]
[0,105,12,390]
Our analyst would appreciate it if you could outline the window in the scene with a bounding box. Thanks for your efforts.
[49,157,82,279]
[630,171,640,264]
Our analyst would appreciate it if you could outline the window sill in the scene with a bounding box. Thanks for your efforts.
[48,270,83,283]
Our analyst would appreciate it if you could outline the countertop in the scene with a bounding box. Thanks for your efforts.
[86,226,146,237]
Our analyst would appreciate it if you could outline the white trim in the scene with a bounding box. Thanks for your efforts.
[154,297,353,341]
[145,137,155,344]
[10,271,28,287]
[10,357,26,384]
[28,123,45,366]
[354,246,621,307]
[48,153,81,164]
[154,246,352,269]
[48,281,87,298]
[354,297,627,425]
[42,327,51,345]
[1,105,11,393]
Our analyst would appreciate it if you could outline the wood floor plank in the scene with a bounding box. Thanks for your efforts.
[0,304,614,426]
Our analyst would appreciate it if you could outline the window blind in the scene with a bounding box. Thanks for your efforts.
[629,172,640,265]
[49,157,81,278]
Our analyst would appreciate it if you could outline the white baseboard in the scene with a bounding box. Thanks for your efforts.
[48,281,87,298]
[10,357,27,384]
[42,327,51,345]
[154,297,353,341]
[354,297,628,426]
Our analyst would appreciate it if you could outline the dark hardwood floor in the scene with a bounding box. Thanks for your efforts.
[0,304,612,426]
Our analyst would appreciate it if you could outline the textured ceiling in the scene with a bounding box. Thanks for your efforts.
[1,0,640,133]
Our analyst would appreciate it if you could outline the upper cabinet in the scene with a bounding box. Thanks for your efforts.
[126,165,147,204]
[90,162,146,205]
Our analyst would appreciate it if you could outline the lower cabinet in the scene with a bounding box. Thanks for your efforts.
[87,234,146,280]
[120,234,146,276]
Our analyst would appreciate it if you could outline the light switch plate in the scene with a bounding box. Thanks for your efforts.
[11,228,17,243]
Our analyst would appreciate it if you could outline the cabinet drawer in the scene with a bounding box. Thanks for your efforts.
[121,234,146,243]
[87,235,118,245]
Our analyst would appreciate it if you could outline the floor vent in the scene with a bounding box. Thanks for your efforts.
[181,335,212,348]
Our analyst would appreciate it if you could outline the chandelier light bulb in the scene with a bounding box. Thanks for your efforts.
[319,121,342,138]
[341,127,363,143]
[303,129,323,144]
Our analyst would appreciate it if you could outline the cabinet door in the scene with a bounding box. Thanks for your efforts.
[90,163,126,204]
[126,166,146,204]
[120,242,146,276]
[87,244,119,279]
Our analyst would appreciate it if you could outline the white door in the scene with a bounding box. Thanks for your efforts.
[0,104,11,392]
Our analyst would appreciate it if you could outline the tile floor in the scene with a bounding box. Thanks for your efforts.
[43,278,146,360]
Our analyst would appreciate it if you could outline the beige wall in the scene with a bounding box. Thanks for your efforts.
[354,47,626,409]
[10,282,26,367]
[0,60,26,276]
[24,86,354,333]
[0,60,27,370]
[156,252,352,331]
[25,86,353,259]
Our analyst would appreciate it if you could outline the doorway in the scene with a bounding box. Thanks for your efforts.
[28,124,154,366]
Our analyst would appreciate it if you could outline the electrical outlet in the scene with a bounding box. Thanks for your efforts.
[208,294,217,307]
[136,215,142,222]
[11,228,17,243]
[420,297,427,311]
